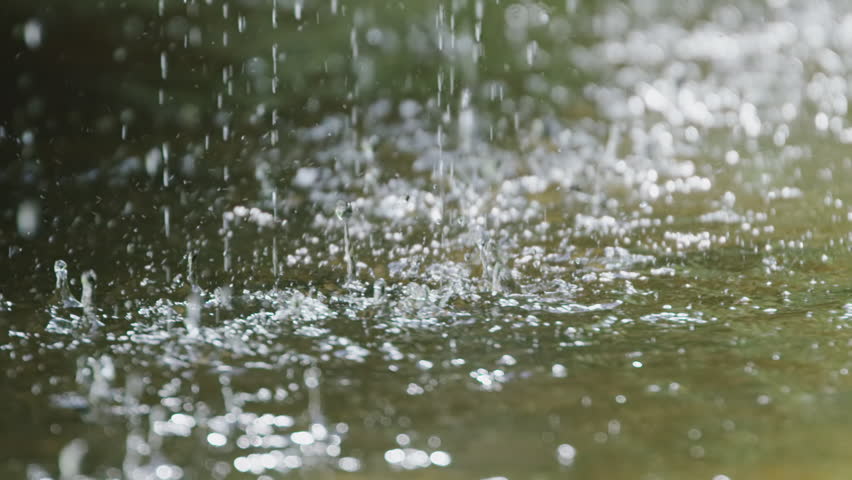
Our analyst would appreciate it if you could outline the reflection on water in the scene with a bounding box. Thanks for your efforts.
[5,0,852,479]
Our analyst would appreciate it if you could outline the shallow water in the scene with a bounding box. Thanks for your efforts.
[5,0,852,479]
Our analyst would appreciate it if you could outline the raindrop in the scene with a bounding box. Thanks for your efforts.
[207,432,227,447]
[272,190,279,279]
[145,148,162,177]
[458,89,474,153]
[163,207,171,238]
[23,19,43,49]
[160,52,168,80]
[222,214,232,273]
[185,247,198,289]
[16,199,40,238]
[556,443,576,466]
[373,278,386,301]
[272,0,278,27]
[305,366,326,427]
[526,41,537,66]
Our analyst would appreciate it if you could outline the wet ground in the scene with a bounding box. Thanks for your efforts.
[5,0,852,479]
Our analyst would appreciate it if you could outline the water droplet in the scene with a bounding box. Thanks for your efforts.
[185,292,202,337]
[81,270,97,309]
[16,199,40,238]
[58,439,88,478]
[23,19,43,49]
[556,443,576,465]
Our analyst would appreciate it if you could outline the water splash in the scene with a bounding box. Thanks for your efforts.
[335,201,355,284]
[54,260,82,308]
[185,292,202,338]
[80,270,97,309]
[58,439,88,479]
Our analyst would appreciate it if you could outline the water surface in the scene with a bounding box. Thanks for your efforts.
[4,0,852,479]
